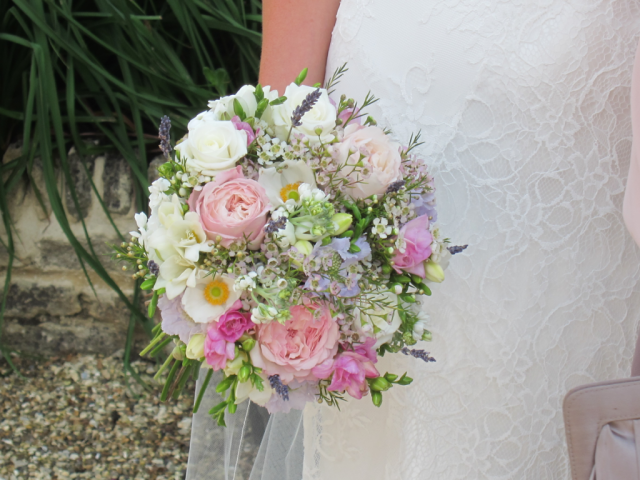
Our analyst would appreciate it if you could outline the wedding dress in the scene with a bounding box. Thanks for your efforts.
[301,1,640,479]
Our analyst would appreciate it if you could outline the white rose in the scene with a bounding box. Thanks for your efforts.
[270,84,336,143]
[175,111,247,176]
[208,85,279,121]
[336,124,402,199]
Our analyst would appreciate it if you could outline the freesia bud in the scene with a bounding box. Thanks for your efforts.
[331,213,353,235]
[241,338,256,352]
[171,345,185,361]
[294,240,313,256]
[424,260,445,283]
[370,377,392,392]
[238,365,251,383]
[185,333,205,360]
[224,352,247,376]
[372,391,383,407]
[393,284,403,295]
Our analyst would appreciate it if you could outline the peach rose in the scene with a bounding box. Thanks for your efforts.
[188,166,270,249]
[336,124,402,199]
[251,303,339,383]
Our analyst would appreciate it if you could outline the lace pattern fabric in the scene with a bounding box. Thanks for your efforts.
[303,1,640,478]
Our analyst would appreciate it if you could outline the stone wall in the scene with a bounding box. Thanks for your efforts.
[0,143,160,355]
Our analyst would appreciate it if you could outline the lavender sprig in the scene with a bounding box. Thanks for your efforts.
[386,180,406,194]
[401,347,436,363]
[448,245,468,255]
[264,216,287,234]
[147,260,159,276]
[159,116,172,158]
[290,88,321,128]
[269,374,289,401]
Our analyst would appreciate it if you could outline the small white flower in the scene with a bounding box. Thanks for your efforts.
[234,273,257,292]
[148,178,171,208]
[372,218,392,239]
[395,232,407,253]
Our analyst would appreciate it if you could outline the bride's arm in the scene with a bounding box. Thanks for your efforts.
[259,0,341,93]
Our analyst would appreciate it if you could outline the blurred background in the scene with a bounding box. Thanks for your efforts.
[0,1,263,478]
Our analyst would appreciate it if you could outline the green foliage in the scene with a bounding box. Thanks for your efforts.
[0,0,262,377]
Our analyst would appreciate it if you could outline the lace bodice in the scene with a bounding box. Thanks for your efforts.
[303,1,640,478]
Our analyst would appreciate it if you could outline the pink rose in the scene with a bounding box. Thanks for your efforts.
[392,214,433,278]
[188,166,271,249]
[217,299,252,342]
[313,351,379,400]
[251,304,339,383]
[231,116,256,146]
[335,124,402,199]
[204,324,235,371]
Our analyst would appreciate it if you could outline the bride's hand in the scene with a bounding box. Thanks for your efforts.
[260,0,341,93]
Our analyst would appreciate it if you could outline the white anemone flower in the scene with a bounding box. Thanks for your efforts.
[258,160,317,207]
[182,274,240,324]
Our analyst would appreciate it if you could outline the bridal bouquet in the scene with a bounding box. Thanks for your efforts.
[115,66,464,425]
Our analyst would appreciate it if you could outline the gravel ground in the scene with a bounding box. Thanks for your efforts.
[0,352,195,480]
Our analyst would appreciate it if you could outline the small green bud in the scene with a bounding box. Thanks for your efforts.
[394,275,411,284]
[233,98,246,120]
[411,274,423,284]
[370,377,392,392]
[372,391,383,407]
[241,338,256,352]
[349,244,361,253]
[293,240,314,256]
[238,365,251,383]
[321,236,332,246]
[331,213,353,235]
[181,203,189,214]
[228,402,237,414]
[381,264,392,275]
[314,127,323,136]
[424,260,445,283]
[400,293,417,304]
[294,67,308,86]
[398,375,413,386]
[384,373,398,382]
[255,98,269,119]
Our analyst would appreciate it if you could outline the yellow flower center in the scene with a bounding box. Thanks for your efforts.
[203,279,230,306]
[280,182,302,203]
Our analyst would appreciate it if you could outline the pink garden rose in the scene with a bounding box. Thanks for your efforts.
[251,303,339,383]
[217,299,253,342]
[231,116,256,146]
[392,214,433,278]
[335,124,402,199]
[204,323,235,371]
[188,166,271,249]
[312,350,379,400]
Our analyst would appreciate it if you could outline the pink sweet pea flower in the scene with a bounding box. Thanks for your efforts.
[217,299,253,342]
[392,214,434,278]
[231,115,256,146]
[204,324,235,371]
[313,351,379,400]
[188,166,271,249]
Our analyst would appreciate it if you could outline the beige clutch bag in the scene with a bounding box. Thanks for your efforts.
[564,376,640,479]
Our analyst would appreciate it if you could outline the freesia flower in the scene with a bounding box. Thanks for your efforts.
[258,160,317,208]
[188,166,271,249]
[251,303,339,383]
[335,124,402,199]
[231,116,256,146]
[204,323,235,371]
[176,111,248,176]
[313,350,379,400]
[392,214,433,278]
[182,274,241,323]
[186,333,206,359]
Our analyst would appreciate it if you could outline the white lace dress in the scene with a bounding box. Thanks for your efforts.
[303,1,640,479]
